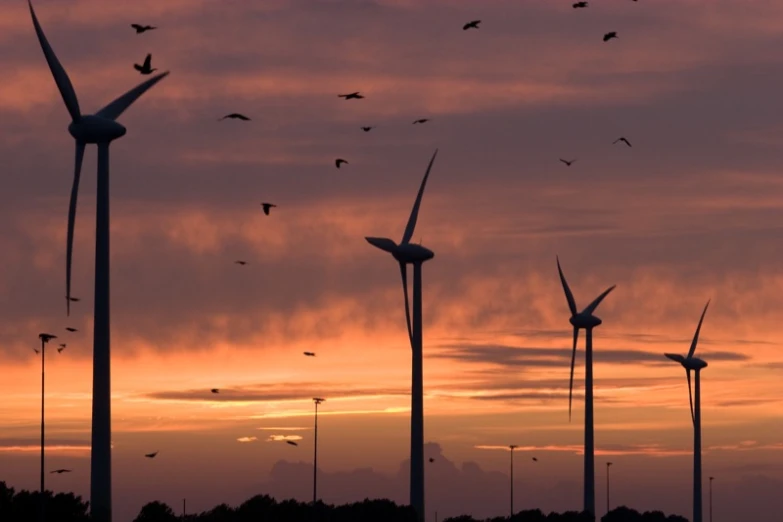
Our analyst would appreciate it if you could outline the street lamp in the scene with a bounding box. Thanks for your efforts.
[606,462,613,515]
[313,398,325,506]
[709,476,714,522]
[509,445,518,518]
[37,332,58,522]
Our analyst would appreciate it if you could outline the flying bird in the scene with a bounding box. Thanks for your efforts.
[144,452,158,459]
[58,344,66,353]
[361,126,374,132]
[133,54,157,75]
[613,137,632,147]
[235,260,247,265]
[335,158,348,169]
[603,31,618,42]
[261,203,277,215]
[532,457,538,462]
[463,20,481,30]
[428,458,435,463]
[560,159,576,166]
[413,119,429,125]
[303,351,316,357]
[67,296,80,302]
[286,440,298,447]
[131,24,156,34]
[65,327,77,333]
[220,113,251,121]
[338,92,364,100]
[33,348,40,354]
[573,1,588,7]
[50,469,72,474]
[211,389,219,394]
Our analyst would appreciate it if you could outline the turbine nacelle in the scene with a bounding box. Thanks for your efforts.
[569,313,602,329]
[665,354,708,371]
[365,237,435,263]
[68,116,127,144]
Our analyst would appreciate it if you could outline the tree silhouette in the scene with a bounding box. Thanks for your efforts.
[133,500,179,522]
[0,481,89,522]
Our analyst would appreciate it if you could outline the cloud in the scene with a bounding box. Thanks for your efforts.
[237,436,257,443]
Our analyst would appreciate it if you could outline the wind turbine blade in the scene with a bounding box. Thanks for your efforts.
[568,327,579,422]
[66,140,85,317]
[400,149,438,245]
[556,256,577,316]
[28,0,81,122]
[365,237,397,253]
[582,285,616,315]
[687,299,710,359]
[399,262,413,347]
[94,71,170,121]
[664,353,686,364]
[686,368,695,425]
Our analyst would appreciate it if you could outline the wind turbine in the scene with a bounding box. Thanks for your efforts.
[556,256,615,516]
[664,300,710,522]
[365,149,439,522]
[28,3,169,521]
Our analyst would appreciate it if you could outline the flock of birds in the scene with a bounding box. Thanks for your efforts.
[35,0,643,474]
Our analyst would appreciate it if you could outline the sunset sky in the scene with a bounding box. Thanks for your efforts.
[2,0,783,521]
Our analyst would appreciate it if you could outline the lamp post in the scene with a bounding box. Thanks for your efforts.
[37,333,58,522]
[606,461,613,515]
[509,445,518,518]
[709,476,714,522]
[313,398,325,506]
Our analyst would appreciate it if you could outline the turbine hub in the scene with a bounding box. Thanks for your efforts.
[570,313,601,329]
[684,357,708,370]
[392,243,435,263]
[68,115,127,144]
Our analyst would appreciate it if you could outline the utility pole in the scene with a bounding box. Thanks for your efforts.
[509,445,518,518]
[37,333,58,522]
[313,398,325,506]
[606,461,613,515]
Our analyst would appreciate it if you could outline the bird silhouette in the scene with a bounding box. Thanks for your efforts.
[573,1,588,7]
[304,351,316,357]
[131,24,156,34]
[463,20,481,30]
[220,113,251,121]
[261,203,277,215]
[613,137,632,147]
[428,457,435,463]
[145,452,158,459]
[361,126,374,132]
[560,158,576,166]
[413,119,429,124]
[532,457,538,462]
[133,54,156,75]
[33,348,40,354]
[50,469,72,474]
[335,158,348,169]
[338,92,364,100]
[67,296,80,302]
[65,327,77,333]
[57,344,66,353]
[235,260,247,266]
[286,440,298,446]
[603,31,618,42]
[211,389,219,394]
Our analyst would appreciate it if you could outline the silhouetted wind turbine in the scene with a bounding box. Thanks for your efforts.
[37,332,57,522]
[556,256,615,517]
[313,397,325,505]
[606,461,613,515]
[709,476,714,522]
[664,300,710,522]
[28,4,169,520]
[509,445,518,518]
[365,149,439,522]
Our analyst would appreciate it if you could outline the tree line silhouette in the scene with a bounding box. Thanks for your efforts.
[0,481,688,522]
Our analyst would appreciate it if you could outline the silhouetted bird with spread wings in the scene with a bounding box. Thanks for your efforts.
[261,203,277,215]
[235,261,247,266]
[463,20,481,30]
[603,31,618,42]
[131,24,156,34]
[613,137,632,147]
[560,158,576,166]
[304,352,316,357]
[573,1,588,7]
[335,158,348,169]
[211,389,219,394]
[413,119,429,125]
[50,469,72,474]
[338,92,364,100]
[65,327,77,333]
[220,113,251,121]
[58,344,66,353]
[286,440,298,447]
[134,54,156,75]
[145,452,158,459]
[361,126,374,132]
